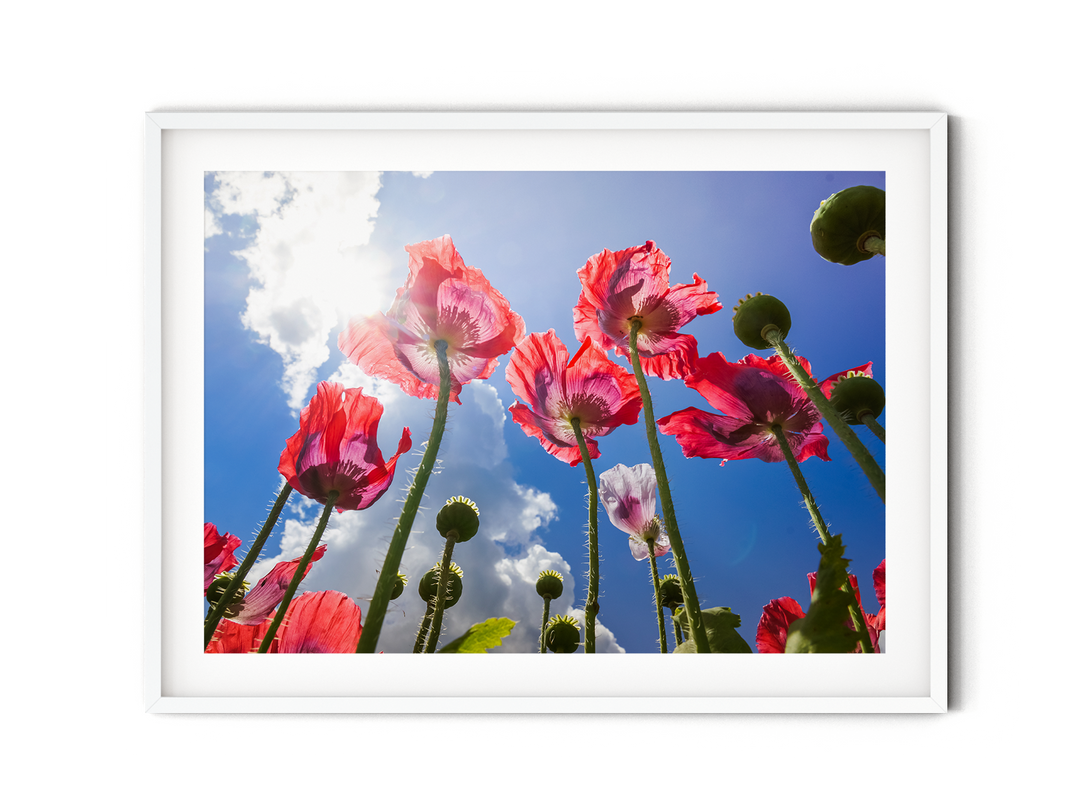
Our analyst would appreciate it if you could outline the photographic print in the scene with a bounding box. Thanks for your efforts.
[201,169,887,656]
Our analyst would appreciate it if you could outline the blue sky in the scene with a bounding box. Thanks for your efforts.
[204,170,886,653]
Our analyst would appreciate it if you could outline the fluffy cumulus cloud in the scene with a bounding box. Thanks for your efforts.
[207,171,389,410]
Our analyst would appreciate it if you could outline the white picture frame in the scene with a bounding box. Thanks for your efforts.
[146,111,947,713]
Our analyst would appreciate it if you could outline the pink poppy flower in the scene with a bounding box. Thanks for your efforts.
[818,361,874,398]
[221,545,327,625]
[598,463,671,560]
[279,381,411,512]
[657,352,830,464]
[207,590,363,654]
[755,560,885,654]
[339,235,526,404]
[204,523,241,593]
[573,240,721,380]
[506,330,642,466]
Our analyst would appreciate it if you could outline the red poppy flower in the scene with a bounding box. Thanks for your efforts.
[756,560,885,654]
[573,240,721,380]
[204,523,241,593]
[506,330,642,466]
[870,559,886,633]
[221,545,327,625]
[279,381,411,512]
[207,590,363,654]
[657,352,829,464]
[754,597,806,654]
[339,235,526,404]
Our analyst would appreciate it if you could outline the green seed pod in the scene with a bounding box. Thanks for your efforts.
[657,574,683,610]
[418,563,464,607]
[544,614,581,654]
[810,185,886,265]
[732,292,791,349]
[828,373,886,423]
[535,569,564,600]
[436,496,480,542]
[206,573,248,608]
[389,572,408,601]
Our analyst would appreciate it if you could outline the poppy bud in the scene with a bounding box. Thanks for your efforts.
[389,572,408,601]
[206,573,248,608]
[732,293,791,349]
[436,496,480,542]
[828,373,886,423]
[657,574,683,609]
[418,563,463,607]
[810,185,886,265]
[544,614,581,654]
[535,569,564,600]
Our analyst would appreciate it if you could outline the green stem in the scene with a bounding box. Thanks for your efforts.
[671,611,685,646]
[204,483,292,650]
[413,602,435,654]
[357,340,452,653]
[861,412,886,444]
[863,235,886,256]
[771,426,875,654]
[627,320,712,653]
[256,491,338,653]
[424,535,457,653]
[540,596,551,653]
[570,417,599,654]
[765,331,885,503]
[647,539,668,654]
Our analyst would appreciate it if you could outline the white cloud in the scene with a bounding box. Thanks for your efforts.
[204,206,222,242]
[208,171,389,411]
[411,170,434,179]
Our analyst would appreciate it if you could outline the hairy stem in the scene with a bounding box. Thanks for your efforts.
[861,412,886,444]
[647,539,668,654]
[765,330,885,503]
[771,426,875,654]
[671,611,685,647]
[357,340,452,653]
[424,535,457,653]
[628,320,711,653]
[539,596,551,654]
[256,491,338,653]
[571,417,599,654]
[413,602,435,654]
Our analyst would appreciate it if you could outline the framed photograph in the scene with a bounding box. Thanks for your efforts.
[146,112,946,712]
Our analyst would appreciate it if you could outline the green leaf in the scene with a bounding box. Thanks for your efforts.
[436,617,516,653]
[673,606,753,654]
[785,537,860,653]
